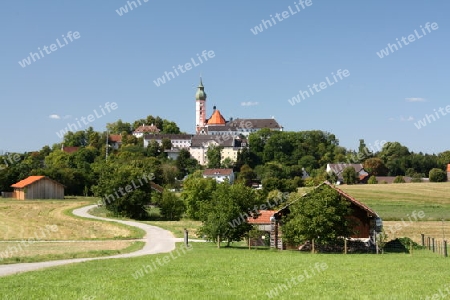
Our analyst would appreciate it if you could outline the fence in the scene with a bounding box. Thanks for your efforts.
[421,234,448,257]
[1,192,13,198]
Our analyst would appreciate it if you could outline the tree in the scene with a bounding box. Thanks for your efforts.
[357,139,373,162]
[206,145,222,168]
[159,191,185,220]
[161,120,181,134]
[91,156,158,219]
[326,171,338,184]
[379,142,410,176]
[237,164,255,187]
[221,157,234,169]
[107,120,132,134]
[342,166,358,184]
[175,149,198,178]
[363,158,388,176]
[198,183,260,247]
[282,184,353,249]
[181,176,217,220]
[429,168,447,182]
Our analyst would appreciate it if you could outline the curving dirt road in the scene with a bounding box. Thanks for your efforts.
[0,204,195,277]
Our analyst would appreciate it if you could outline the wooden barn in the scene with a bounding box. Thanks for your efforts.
[249,181,382,250]
[11,176,64,200]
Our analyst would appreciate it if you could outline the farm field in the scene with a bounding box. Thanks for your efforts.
[0,198,144,240]
[338,182,450,221]
[0,242,449,300]
[0,198,146,264]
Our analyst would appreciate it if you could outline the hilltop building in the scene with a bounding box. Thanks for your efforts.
[194,78,283,137]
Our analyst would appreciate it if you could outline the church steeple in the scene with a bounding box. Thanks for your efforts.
[195,77,207,133]
[195,77,207,101]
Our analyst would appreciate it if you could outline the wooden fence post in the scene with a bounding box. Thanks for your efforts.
[344,238,347,254]
[421,234,425,247]
[184,228,189,247]
[444,240,448,257]
[432,238,435,253]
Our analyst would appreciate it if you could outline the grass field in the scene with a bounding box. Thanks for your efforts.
[338,182,450,221]
[0,242,449,300]
[0,198,147,264]
[0,198,143,240]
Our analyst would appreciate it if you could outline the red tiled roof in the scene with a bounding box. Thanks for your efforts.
[11,176,45,188]
[62,146,79,154]
[109,134,122,143]
[206,109,226,125]
[203,169,233,176]
[248,210,276,225]
[134,124,160,133]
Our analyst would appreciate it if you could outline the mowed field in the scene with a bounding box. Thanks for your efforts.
[340,182,450,244]
[338,182,450,221]
[0,242,449,300]
[0,198,145,264]
[0,199,140,240]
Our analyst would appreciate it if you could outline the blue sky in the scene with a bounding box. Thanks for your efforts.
[1,1,449,154]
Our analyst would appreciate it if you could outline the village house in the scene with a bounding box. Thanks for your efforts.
[203,168,235,184]
[326,163,369,183]
[132,124,160,138]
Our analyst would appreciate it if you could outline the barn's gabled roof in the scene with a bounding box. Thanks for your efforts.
[276,181,379,218]
[247,210,277,225]
[11,176,64,188]
[11,176,46,188]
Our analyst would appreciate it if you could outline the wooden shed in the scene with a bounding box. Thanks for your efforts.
[249,181,382,250]
[11,176,64,200]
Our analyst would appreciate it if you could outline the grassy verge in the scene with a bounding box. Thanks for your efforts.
[0,241,144,264]
[142,220,202,238]
[0,242,448,299]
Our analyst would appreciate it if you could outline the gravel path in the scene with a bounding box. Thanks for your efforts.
[0,204,198,277]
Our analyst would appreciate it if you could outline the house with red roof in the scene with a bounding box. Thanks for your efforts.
[11,176,64,200]
[248,181,382,250]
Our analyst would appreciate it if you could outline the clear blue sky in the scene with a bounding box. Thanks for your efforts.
[1,0,449,154]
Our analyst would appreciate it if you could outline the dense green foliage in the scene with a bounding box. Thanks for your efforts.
[282,184,353,246]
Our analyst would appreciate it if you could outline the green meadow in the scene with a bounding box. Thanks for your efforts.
[0,243,449,300]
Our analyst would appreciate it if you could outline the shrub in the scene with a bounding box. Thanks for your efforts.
[429,168,447,182]
[367,175,378,184]
[393,176,405,183]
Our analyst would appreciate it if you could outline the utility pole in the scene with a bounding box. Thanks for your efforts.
[105,130,109,161]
